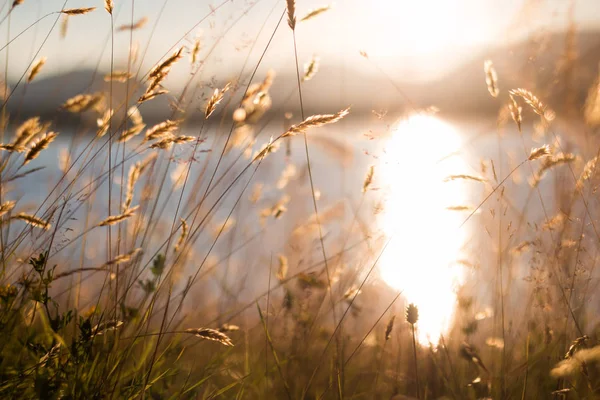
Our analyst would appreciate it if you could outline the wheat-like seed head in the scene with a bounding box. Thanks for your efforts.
[61,7,96,15]
[577,156,598,190]
[443,174,486,183]
[12,0,24,9]
[276,254,288,281]
[286,0,296,30]
[118,124,146,143]
[145,120,181,141]
[205,83,231,119]
[191,38,201,66]
[385,315,395,341]
[24,132,57,165]
[13,117,49,149]
[104,71,132,82]
[92,320,123,336]
[28,57,46,83]
[0,201,16,218]
[528,145,551,161]
[282,107,350,137]
[510,88,546,116]
[13,213,50,230]
[61,93,104,113]
[362,165,374,193]
[138,90,168,103]
[300,5,332,22]
[96,109,113,137]
[406,303,419,325]
[302,55,320,82]
[483,60,499,98]
[148,46,184,80]
[174,218,188,253]
[104,248,142,266]
[104,0,113,14]
[98,206,139,227]
[185,328,233,346]
[117,17,148,32]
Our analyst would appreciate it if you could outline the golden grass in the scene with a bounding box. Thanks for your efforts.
[98,206,139,227]
[300,5,332,22]
[27,57,46,83]
[61,7,96,16]
[281,107,350,137]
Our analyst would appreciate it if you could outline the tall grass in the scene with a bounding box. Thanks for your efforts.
[0,1,599,399]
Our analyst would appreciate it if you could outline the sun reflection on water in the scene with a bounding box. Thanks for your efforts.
[377,114,469,344]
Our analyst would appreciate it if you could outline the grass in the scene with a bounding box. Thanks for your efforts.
[0,1,600,399]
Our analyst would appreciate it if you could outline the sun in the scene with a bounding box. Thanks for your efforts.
[377,114,469,344]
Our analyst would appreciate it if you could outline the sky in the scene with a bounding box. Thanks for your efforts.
[1,0,599,86]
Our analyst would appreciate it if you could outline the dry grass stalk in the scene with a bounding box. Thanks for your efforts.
[185,328,233,346]
[205,83,231,119]
[13,117,50,149]
[286,0,296,29]
[13,213,50,230]
[104,71,132,82]
[124,164,142,211]
[252,136,279,162]
[260,194,290,222]
[24,132,57,165]
[145,120,181,141]
[128,106,143,126]
[484,60,499,98]
[446,205,474,212]
[191,38,201,66]
[300,5,331,22]
[61,7,96,15]
[302,55,320,82]
[117,17,148,32]
[385,315,395,340]
[530,153,577,187]
[174,218,188,253]
[28,57,46,83]
[118,124,146,142]
[528,145,551,161]
[138,89,168,103]
[149,47,184,81]
[149,135,195,149]
[219,324,239,333]
[92,320,123,335]
[508,95,522,131]
[362,165,374,192]
[510,88,546,116]
[104,0,113,14]
[61,93,104,113]
[60,15,69,38]
[282,107,350,137]
[0,200,16,218]
[0,144,23,152]
[443,174,486,183]
[104,248,141,266]
[577,156,598,189]
[98,206,139,227]
[96,109,113,137]
[276,254,288,281]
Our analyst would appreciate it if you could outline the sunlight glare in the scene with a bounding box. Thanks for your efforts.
[377,115,468,344]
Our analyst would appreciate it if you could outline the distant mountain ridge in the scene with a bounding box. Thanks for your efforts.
[5,29,600,125]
